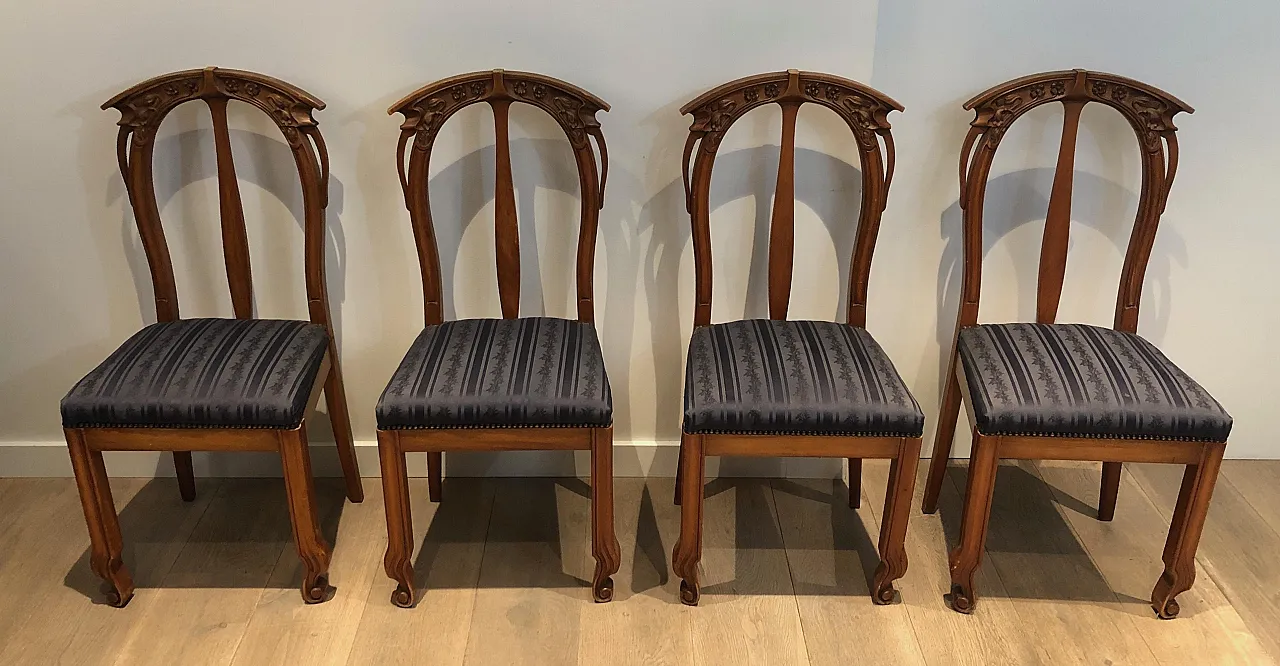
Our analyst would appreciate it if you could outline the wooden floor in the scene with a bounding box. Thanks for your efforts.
[1,460,1278,665]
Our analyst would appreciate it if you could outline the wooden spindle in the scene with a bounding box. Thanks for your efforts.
[768,101,799,320]
[492,97,520,319]
[208,96,254,319]
[1037,99,1084,325]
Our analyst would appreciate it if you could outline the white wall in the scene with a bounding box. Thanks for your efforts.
[1,0,1275,474]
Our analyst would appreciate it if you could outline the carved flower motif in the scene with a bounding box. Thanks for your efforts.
[533,84,546,100]
[470,82,485,97]
[1092,80,1108,96]
[1111,86,1127,102]
[764,83,780,98]
[514,81,529,96]
[225,79,240,93]
[245,82,260,96]
[451,85,465,101]
[185,81,199,94]
[164,84,179,96]
[743,87,758,102]
[804,82,820,97]
[1029,83,1045,99]
[825,85,840,102]
[1050,81,1066,95]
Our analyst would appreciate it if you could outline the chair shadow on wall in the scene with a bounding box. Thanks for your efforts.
[62,477,346,602]
[929,167,1185,605]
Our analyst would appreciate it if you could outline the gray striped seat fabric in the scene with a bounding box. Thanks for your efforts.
[376,317,612,430]
[957,323,1231,441]
[61,318,329,429]
[683,319,924,437]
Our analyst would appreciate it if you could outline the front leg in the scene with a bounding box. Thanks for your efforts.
[66,428,134,607]
[947,431,999,614]
[278,426,333,604]
[378,430,417,608]
[1151,442,1225,619]
[671,432,704,606]
[590,427,621,602]
[872,437,921,604]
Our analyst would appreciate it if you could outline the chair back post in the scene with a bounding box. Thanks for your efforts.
[957,69,1193,333]
[680,70,901,328]
[389,70,610,325]
[102,67,333,331]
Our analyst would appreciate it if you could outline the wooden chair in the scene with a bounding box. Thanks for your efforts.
[670,70,923,606]
[379,70,619,607]
[63,68,364,607]
[920,69,1231,618]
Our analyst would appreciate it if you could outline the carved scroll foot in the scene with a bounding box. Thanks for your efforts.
[950,582,977,614]
[391,583,416,609]
[679,578,700,606]
[301,572,331,604]
[871,562,901,605]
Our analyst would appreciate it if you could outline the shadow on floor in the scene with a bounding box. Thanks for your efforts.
[935,462,1146,605]
[64,477,346,603]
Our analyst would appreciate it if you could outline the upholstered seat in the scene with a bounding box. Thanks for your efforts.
[683,319,924,437]
[61,318,329,429]
[957,323,1231,441]
[377,317,612,429]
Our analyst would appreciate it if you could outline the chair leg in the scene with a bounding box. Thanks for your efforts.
[278,425,333,604]
[1151,442,1225,619]
[379,430,416,608]
[590,427,621,602]
[427,452,443,503]
[1098,462,1122,521]
[923,348,964,514]
[872,437,921,604]
[672,431,704,606]
[173,451,196,502]
[66,428,134,608]
[948,430,999,614]
[324,357,365,503]
[848,457,863,508]
[673,437,684,506]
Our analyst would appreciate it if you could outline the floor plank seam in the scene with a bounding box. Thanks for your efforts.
[768,480,818,666]
[460,481,501,666]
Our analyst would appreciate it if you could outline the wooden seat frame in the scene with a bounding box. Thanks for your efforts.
[668,70,919,606]
[380,70,619,607]
[918,69,1219,618]
[75,67,364,607]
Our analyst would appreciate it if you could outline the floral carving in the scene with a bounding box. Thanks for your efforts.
[743,87,758,102]
[551,94,589,147]
[1050,81,1066,96]
[514,81,528,96]
[1111,86,1128,102]
[764,83,780,98]
[1092,80,1108,96]
[825,85,841,102]
[245,82,260,96]
[1126,94,1169,152]
[450,85,466,102]
[224,79,240,93]
[804,81,821,97]
[164,84,180,97]
[533,84,546,100]
[1029,83,1045,99]
[983,92,1026,147]
[470,82,485,97]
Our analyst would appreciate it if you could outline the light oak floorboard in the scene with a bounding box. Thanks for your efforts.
[1035,461,1270,665]
[689,477,810,666]
[1131,461,1280,662]
[771,476,926,666]
[231,478,376,666]
[347,478,496,666]
[1,478,217,666]
[576,478,694,666]
[463,478,592,666]
[110,479,298,666]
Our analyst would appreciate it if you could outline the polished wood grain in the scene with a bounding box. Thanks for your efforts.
[70,68,364,609]
[672,70,916,609]
[383,70,617,607]
[919,69,1219,617]
[1,472,1279,663]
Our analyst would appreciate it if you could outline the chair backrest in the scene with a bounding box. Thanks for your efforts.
[680,69,902,328]
[103,67,334,327]
[956,69,1194,333]
[389,70,610,325]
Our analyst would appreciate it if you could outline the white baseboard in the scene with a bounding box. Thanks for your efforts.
[0,441,849,478]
